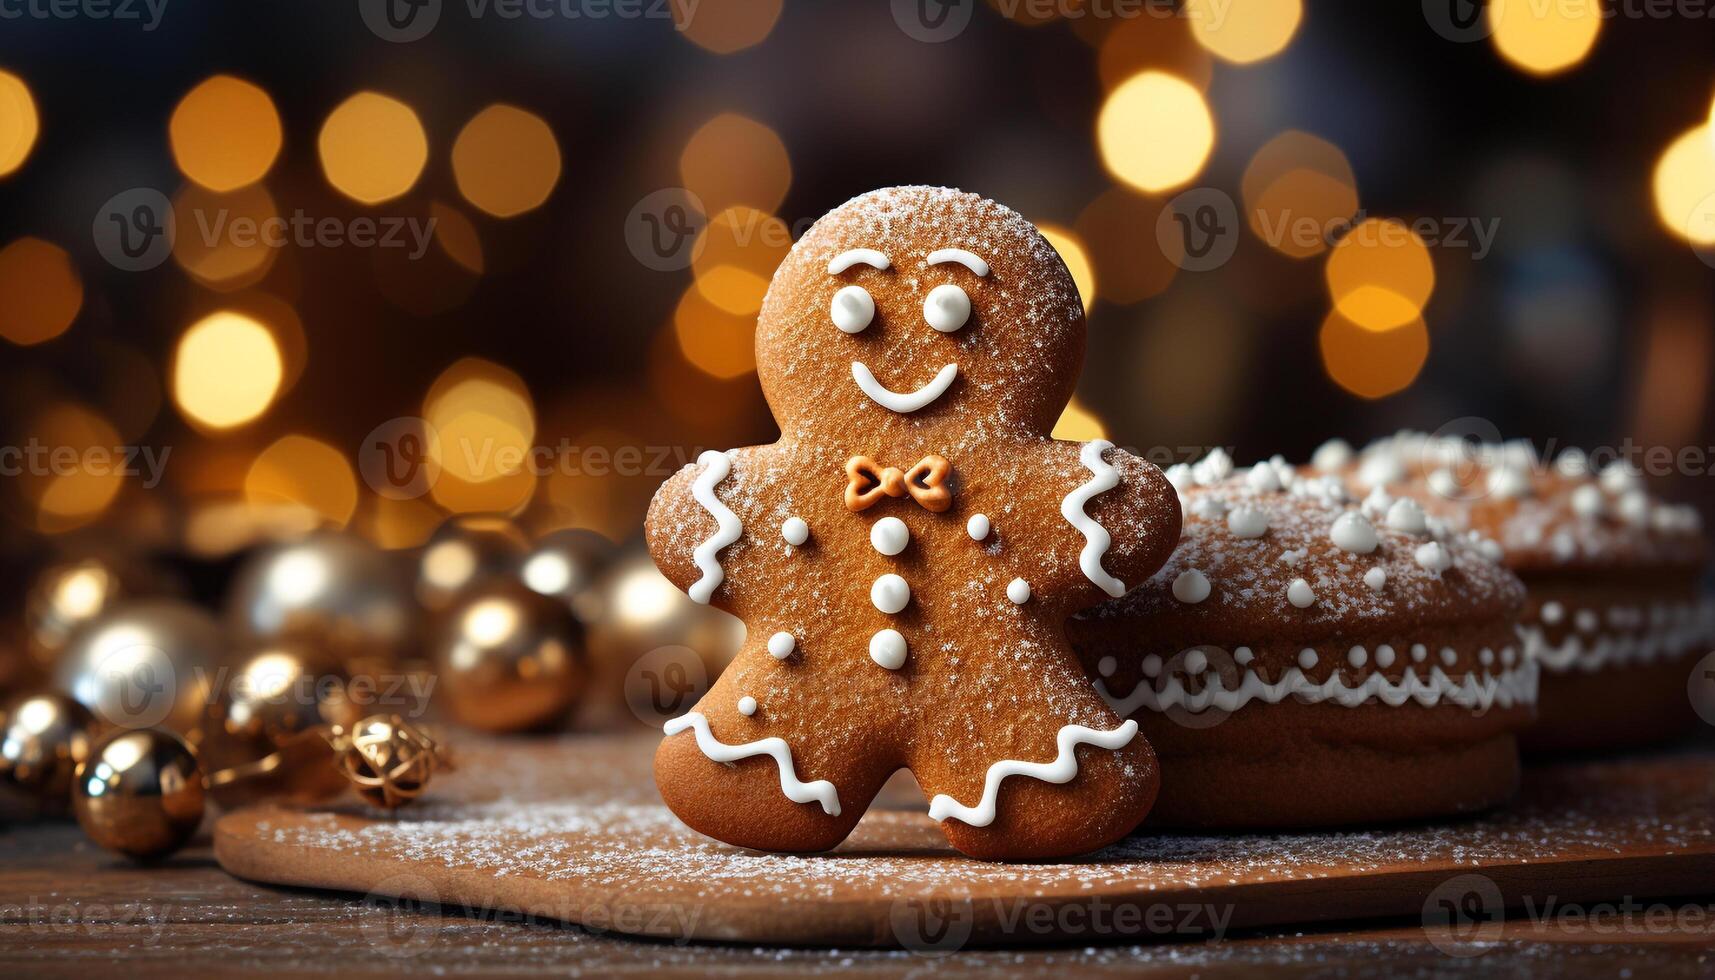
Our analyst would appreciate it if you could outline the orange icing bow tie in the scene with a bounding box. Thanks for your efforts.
[844,455,953,513]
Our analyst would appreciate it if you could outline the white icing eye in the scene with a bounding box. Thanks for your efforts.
[830,285,875,334]
[923,283,971,333]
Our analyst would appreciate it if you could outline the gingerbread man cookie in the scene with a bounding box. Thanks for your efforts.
[646,187,1181,860]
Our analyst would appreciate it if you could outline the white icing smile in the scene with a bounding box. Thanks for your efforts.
[851,361,958,414]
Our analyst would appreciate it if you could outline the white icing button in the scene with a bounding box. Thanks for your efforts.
[1411,643,1428,662]
[1348,646,1367,669]
[1376,645,1396,669]
[1440,647,1458,667]
[782,517,809,547]
[1361,486,1395,518]
[967,513,991,541]
[1006,577,1031,605]
[1192,448,1234,486]
[923,283,971,332]
[869,629,907,670]
[767,631,796,659]
[1556,449,1590,477]
[1141,654,1163,678]
[871,574,911,614]
[1234,646,1254,666]
[1097,656,1116,677]
[870,516,909,556]
[1601,462,1640,494]
[1227,506,1269,539]
[1287,578,1316,609]
[1427,469,1459,499]
[1330,512,1380,554]
[1540,601,1564,625]
[831,284,875,333]
[1298,648,1319,670]
[1501,646,1517,666]
[1184,649,1208,674]
[1386,498,1428,535]
[737,696,757,716]
[1415,541,1452,573]
[1364,566,1388,592]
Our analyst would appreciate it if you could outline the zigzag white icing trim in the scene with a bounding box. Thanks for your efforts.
[927,720,1138,828]
[1061,439,1126,598]
[687,450,742,604]
[663,712,841,816]
[1522,597,1715,673]
[1097,661,1539,716]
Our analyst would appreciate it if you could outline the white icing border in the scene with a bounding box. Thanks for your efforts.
[1522,597,1715,673]
[687,450,742,604]
[1097,660,1539,714]
[663,712,841,816]
[927,720,1139,828]
[1061,439,1127,598]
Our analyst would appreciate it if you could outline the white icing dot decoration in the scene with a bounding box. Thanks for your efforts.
[1234,647,1254,665]
[1427,469,1459,499]
[1386,498,1428,535]
[1192,448,1234,486]
[1163,463,1194,493]
[830,285,875,334]
[1575,609,1599,633]
[1415,541,1452,573]
[1097,656,1116,677]
[1189,495,1229,521]
[1287,578,1316,608]
[1487,466,1532,499]
[1376,645,1396,669]
[1006,578,1031,605]
[737,696,757,716]
[1245,463,1281,492]
[1227,506,1269,539]
[1364,566,1387,592]
[1480,648,1495,667]
[923,283,971,333]
[1411,644,1428,662]
[767,631,796,659]
[1298,648,1318,669]
[1556,449,1590,477]
[1330,512,1380,554]
[1279,549,1304,567]
[1348,646,1367,668]
[870,516,909,556]
[1184,649,1208,674]
[1502,646,1517,666]
[1441,647,1458,666]
[966,513,991,541]
[870,574,911,614]
[781,517,809,547]
[1540,601,1564,625]
[1356,451,1405,489]
[1361,486,1395,518]
[1311,439,1353,472]
[1600,462,1640,494]
[868,629,907,670]
[1172,569,1212,604]
[1141,654,1163,678]
[1617,491,1650,527]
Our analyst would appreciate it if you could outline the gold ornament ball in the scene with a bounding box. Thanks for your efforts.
[520,528,618,611]
[417,514,530,613]
[337,714,442,809]
[25,558,128,669]
[201,644,359,774]
[226,532,413,668]
[73,728,206,860]
[53,599,225,737]
[431,583,586,732]
[0,692,95,812]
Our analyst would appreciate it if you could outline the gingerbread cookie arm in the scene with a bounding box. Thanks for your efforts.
[645,448,760,614]
[1030,440,1183,610]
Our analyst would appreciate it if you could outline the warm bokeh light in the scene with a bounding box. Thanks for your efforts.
[216,293,309,392]
[318,92,428,204]
[691,206,790,316]
[1488,0,1601,76]
[1037,224,1097,313]
[451,104,562,218]
[27,404,124,532]
[1097,13,1212,91]
[172,183,280,290]
[245,434,359,527]
[673,285,757,379]
[431,201,485,274]
[1052,397,1108,442]
[172,310,284,429]
[1075,187,1180,303]
[673,0,782,54]
[1324,218,1435,331]
[1242,130,1359,258]
[1097,71,1215,194]
[0,69,39,177]
[360,493,445,550]
[1651,124,1715,245]
[1320,310,1429,399]
[423,357,538,514]
[0,237,81,345]
[680,113,791,214]
[1186,0,1302,64]
[170,75,283,191]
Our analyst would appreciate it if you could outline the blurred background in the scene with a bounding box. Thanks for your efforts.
[0,0,1711,752]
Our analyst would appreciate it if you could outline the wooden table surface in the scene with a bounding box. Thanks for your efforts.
[3,816,1715,978]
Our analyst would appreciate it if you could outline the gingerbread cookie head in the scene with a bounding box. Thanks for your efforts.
[756,186,1086,440]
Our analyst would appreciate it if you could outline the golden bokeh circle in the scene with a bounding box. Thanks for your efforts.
[680,113,791,215]
[1324,217,1435,331]
[1320,311,1429,399]
[1097,71,1215,195]
[1488,0,1601,75]
[1241,130,1359,259]
[1652,124,1715,246]
[170,75,283,191]
[1187,0,1302,64]
[0,237,81,346]
[674,0,783,54]
[451,104,562,218]
[318,92,429,205]
[0,70,40,177]
[173,310,284,429]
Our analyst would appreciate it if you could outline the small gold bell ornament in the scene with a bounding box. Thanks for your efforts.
[333,714,449,809]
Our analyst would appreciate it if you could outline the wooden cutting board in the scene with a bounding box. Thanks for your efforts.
[214,735,1715,949]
